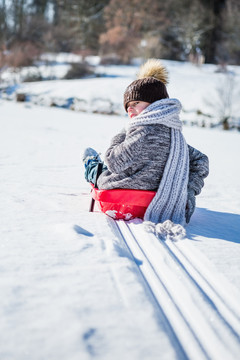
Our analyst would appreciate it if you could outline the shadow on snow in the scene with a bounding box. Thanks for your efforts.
[187,207,240,244]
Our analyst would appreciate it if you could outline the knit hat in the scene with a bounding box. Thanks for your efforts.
[124,59,169,111]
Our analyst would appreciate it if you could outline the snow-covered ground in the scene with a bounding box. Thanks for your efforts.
[0,60,240,359]
[1,57,240,127]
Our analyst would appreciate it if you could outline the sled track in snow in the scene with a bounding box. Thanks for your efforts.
[111,219,240,360]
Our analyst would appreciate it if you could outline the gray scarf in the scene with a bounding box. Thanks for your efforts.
[128,98,189,232]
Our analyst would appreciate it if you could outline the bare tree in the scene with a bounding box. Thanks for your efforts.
[205,73,240,129]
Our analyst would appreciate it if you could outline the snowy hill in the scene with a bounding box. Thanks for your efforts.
[0,60,240,359]
[1,57,240,129]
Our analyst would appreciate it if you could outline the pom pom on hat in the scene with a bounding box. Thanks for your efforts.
[124,58,169,111]
[137,58,169,84]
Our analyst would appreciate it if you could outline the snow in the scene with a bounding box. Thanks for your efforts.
[2,58,240,124]
[0,60,240,359]
[183,126,240,290]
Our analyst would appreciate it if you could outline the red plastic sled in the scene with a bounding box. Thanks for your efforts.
[90,186,156,220]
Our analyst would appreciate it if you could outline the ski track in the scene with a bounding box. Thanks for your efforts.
[111,218,240,360]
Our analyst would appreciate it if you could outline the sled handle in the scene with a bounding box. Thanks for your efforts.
[89,162,103,212]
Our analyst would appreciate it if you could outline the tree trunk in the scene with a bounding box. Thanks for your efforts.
[202,0,226,63]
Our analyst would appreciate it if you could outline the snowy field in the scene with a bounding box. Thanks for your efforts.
[0,60,240,359]
[1,56,240,126]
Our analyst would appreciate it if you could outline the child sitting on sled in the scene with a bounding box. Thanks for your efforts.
[83,59,209,225]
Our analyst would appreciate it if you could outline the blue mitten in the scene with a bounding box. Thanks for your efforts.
[82,147,101,167]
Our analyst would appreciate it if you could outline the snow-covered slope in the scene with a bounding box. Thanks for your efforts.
[1,99,240,359]
[2,59,240,127]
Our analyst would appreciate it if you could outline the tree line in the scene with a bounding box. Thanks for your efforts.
[0,0,239,68]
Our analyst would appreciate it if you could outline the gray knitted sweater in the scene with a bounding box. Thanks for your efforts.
[97,125,209,195]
